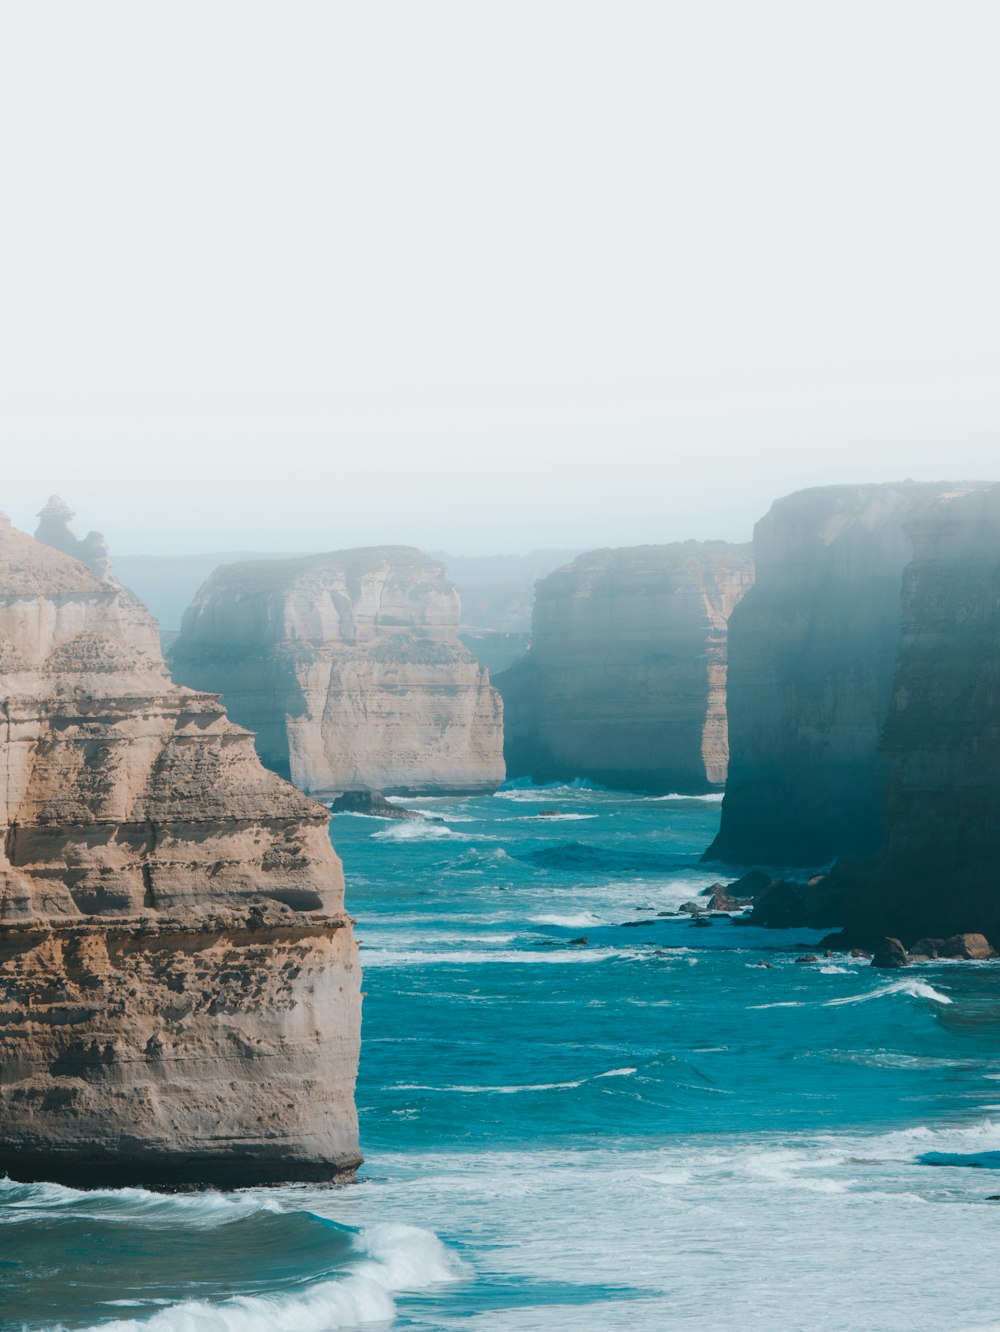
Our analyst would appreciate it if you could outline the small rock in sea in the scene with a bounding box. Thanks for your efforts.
[536,809,562,817]
[679,901,703,914]
[871,937,910,969]
[328,790,421,820]
[702,885,753,912]
[692,915,713,927]
[850,948,871,959]
[569,936,589,947]
[656,911,677,917]
[756,961,773,968]
[795,954,819,964]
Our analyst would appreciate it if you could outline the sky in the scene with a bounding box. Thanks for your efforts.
[1,1,997,554]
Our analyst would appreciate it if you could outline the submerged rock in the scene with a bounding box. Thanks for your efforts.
[0,511,360,1190]
[170,546,504,797]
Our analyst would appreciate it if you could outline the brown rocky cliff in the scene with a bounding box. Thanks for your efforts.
[0,512,360,1189]
[706,483,985,869]
[170,546,504,796]
[496,542,753,792]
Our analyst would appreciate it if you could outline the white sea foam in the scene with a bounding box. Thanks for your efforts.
[647,792,725,803]
[825,978,952,1006]
[360,946,635,967]
[529,911,604,928]
[372,821,461,842]
[395,1066,637,1094]
[73,1223,464,1332]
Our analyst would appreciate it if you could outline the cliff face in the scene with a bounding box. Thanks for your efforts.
[840,485,1000,940]
[170,546,504,796]
[496,542,754,792]
[707,483,980,868]
[0,512,360,1189]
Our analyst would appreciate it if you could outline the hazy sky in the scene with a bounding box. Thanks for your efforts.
[1,1,997,554]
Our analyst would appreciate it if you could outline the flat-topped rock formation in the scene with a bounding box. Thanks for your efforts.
[838,484,1000,942]
[0,510,360,1189]
[496,542,754,792]
[170,546,504,796]
[707,482,985,868]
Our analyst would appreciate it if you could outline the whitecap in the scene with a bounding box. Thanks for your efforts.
[825,978,952,1006]
[72,1223,464,1332]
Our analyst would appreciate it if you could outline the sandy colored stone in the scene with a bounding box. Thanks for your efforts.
[0,512,360,1188]
[170,546,504,796]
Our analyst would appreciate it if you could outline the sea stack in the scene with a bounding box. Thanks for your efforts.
[170,546,504,796]
[840,484,1000,942]
[707,482,983,868]
[496,542,754,792]
[0,510,360,1189]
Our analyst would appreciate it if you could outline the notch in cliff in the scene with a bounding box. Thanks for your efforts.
[169,545,505,796]
[495,541,754,793]
[0,509,361,1190]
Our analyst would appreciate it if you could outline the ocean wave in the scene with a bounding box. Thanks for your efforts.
[529,911,605,928]
[395,1067,638,1094]
[647,792,725,803]
[359,946,637,967]
[824,978,952,1006]
[517,841,685,874]
[371,821,463,842]
[71,1222,464,1332]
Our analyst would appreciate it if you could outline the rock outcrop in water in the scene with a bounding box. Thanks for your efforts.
[0,511,360,1189]
[170,546,504,796]
[836,485,1000,943]
[706,483,982,868]
[496,542,754,791]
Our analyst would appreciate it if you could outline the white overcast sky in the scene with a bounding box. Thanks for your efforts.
[1,1,997,554]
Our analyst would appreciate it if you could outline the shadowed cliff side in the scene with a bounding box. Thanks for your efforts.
[170,546,504,796]
[837,485,1000,942]
[496,542,753,792]
[706,482,985,869]
[0,510,361,1190]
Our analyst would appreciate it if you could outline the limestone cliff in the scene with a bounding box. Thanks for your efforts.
[0,511,360,1189]
[496,542,753,792]
[170,546,504,796]
[839,485,1000,941]
[707,482,983,868]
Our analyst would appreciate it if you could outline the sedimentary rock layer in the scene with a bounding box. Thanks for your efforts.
[170,547,504,796]
[839,485,1000,941]
[0,511,360,1189]
[496,542,753,792]
[707,482,981,868]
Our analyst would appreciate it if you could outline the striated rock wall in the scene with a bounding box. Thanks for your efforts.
[707,482,983,868]
[839,485,1000,941]
[496,542,754,792]
[170,546,505,796]
[0,512,360,1189]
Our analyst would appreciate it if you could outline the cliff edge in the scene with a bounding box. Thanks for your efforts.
[0,510,360,1189]
[496,542,753,792]
[170,546,504,796]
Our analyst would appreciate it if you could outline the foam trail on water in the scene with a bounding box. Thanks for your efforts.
[72,1223,464,1332]
[825,979,952,1006]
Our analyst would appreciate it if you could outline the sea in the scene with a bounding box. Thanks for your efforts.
[5,783,1000,1331]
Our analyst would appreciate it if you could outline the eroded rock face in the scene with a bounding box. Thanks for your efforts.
[839,486,1000,943]
[496,542,754,792]
[707,483,981,868]
[0,513,360,1189]
[170,546,504,796]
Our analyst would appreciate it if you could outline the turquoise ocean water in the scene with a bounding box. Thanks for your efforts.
[5,784,1000,1330]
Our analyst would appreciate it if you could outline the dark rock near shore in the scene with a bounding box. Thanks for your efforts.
[745,874,845,931]
[329,789,421,820]
[872,937,910,969]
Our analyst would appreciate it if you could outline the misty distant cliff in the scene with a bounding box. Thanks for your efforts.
[496,542,753,792]
[707,482,983,868]
[170,545,505,796]
[838,484,1000,941]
